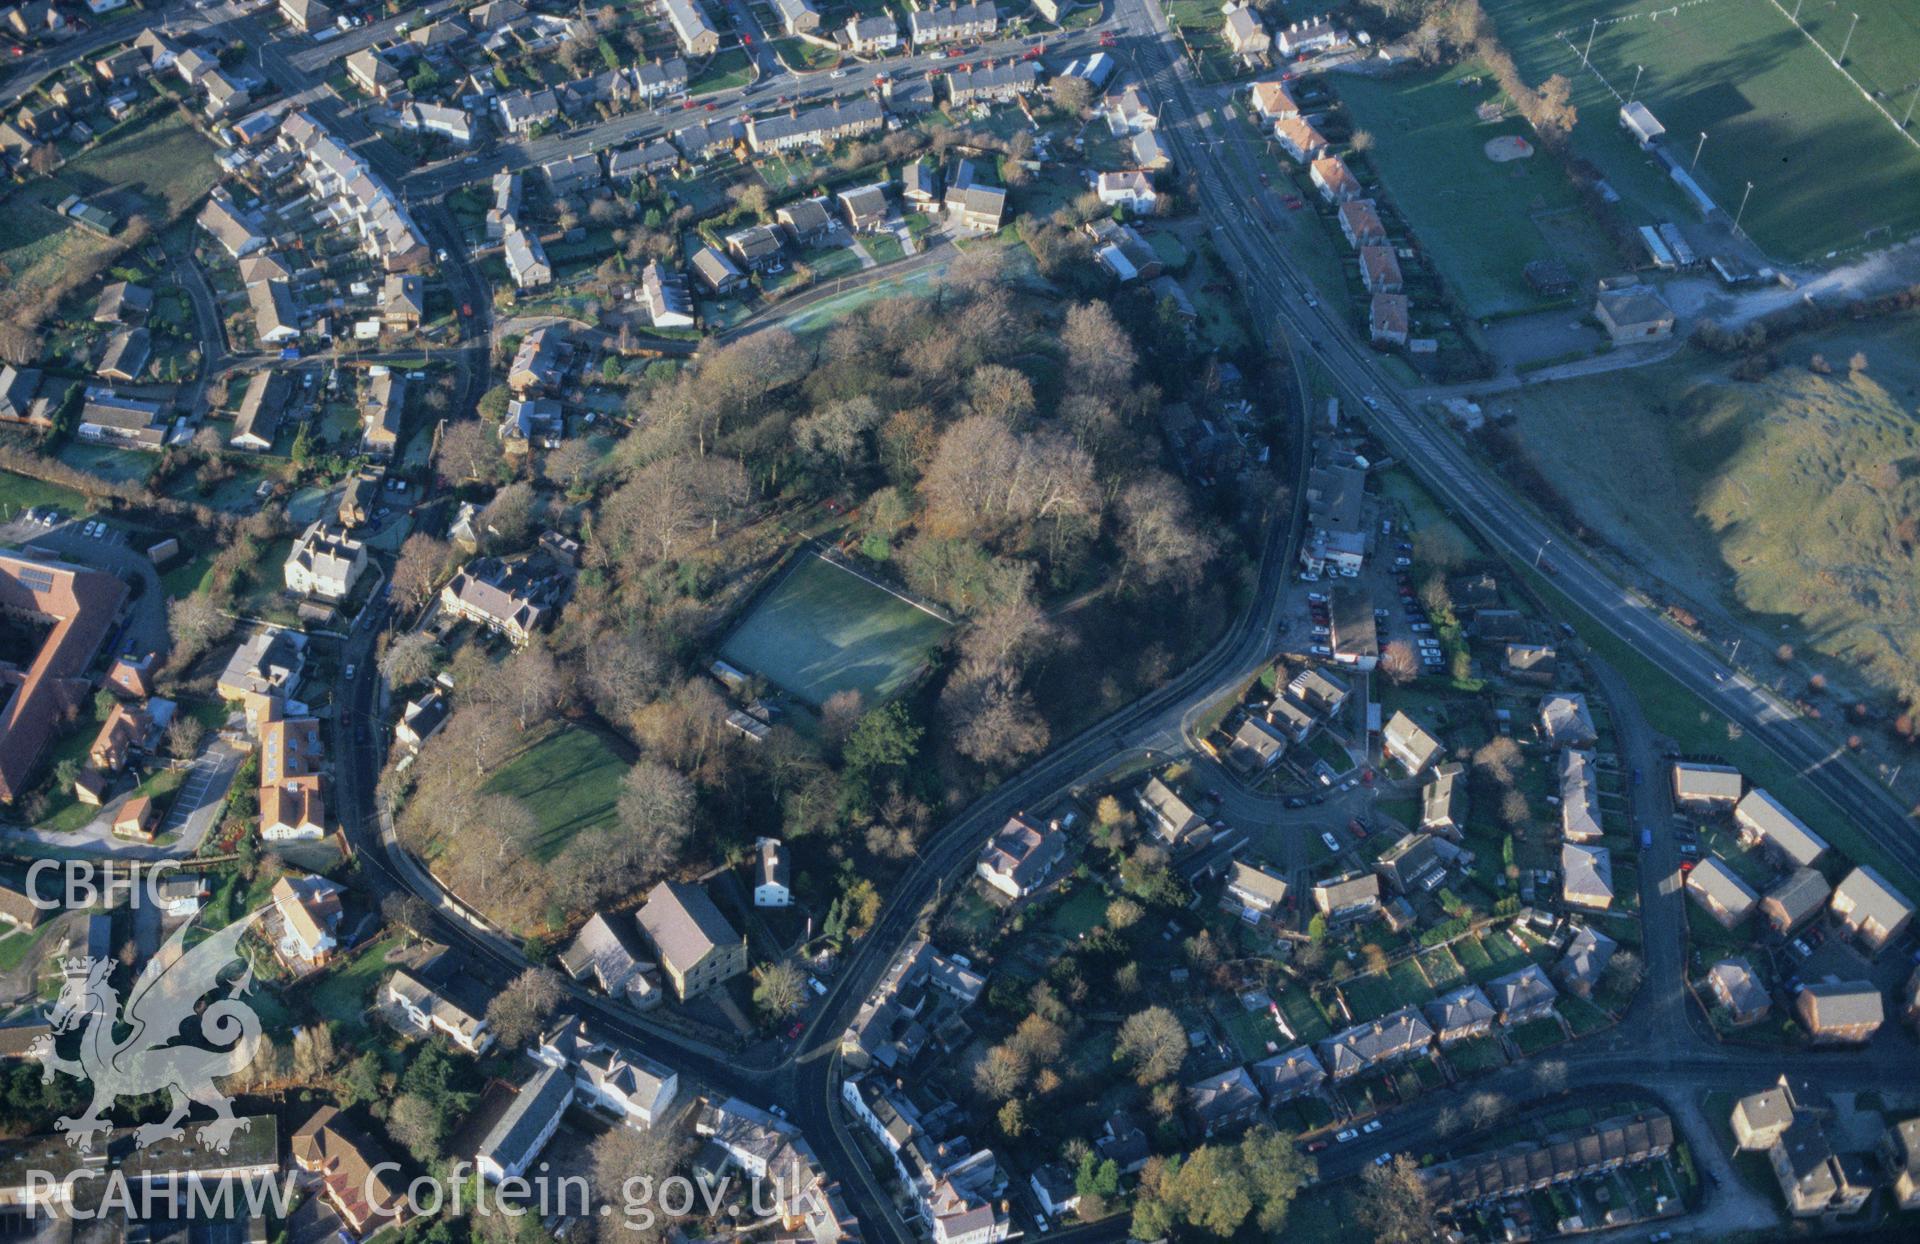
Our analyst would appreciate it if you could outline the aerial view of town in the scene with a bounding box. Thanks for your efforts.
[3,0,1920,1240]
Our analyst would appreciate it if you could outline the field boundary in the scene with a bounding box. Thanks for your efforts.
[808,539,955,625]
[1763,0,1920,156]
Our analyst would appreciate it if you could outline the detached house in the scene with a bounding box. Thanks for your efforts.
[283,521,367,602]
[1382,710,1442,774]
[1735,789,1828,868]
[272,874,344,966]
[1220,2,1271,59]
[1707,957,1771,1027]
[1760,868,1831,936]
[1672,761,1742,806]
[1795,982,1883,1044]
[534,1016,679,1128]
[754,838,791,907]
[1686,855,1760,929]
[1309,155,1360,204]
[976,811,1066,900]
[1224,860,1289,915]
[1184,1066,1261,1138]
[292,1106,413,1242]
[388,953,495,1053]
[1312,871,1380,921]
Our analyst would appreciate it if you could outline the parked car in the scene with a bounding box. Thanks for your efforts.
[1335,1128,1358,1143]
[1362,1120,1383,1134]
[1321,832,1340,852]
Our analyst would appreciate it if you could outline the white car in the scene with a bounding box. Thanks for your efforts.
[1362,1120,1383,1134]
[1321,832,1340,852]
[1373,1152,1393,1166]
[1335,1128,1358,1143]
[1310,643,1331,656]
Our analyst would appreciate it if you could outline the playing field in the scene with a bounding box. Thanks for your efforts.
[1339,63,1618,316]
[482,721,629,861]
[1483,0,1920,261]
[719,552,951,707]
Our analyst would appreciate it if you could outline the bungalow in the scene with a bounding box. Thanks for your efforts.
[845,15,899,55]
[690,245,745,295]
[1538,692,1598,748]
[1707,957,1771,1027]
[77,388,167,450]
[975,811,1066,900]
[112,794,157,842]
[93,281,152,325]
[1312,871,1381,921]
[1251,1046,1325,1104]
[1593,283,1675,343]
[1289,667,1348,714]
[1224,860,1289,915]
[97,328,150,383]
[754,837,791,907]
[1734,789,1829,868]
[1487,964,1558,1025]
[837,183,891,232]
[1795,981,1883,1044]
[1317,1008,1434,1080]
[1562,842,1614,910]
[0,365,44,428]
[1272,115,1326,163]
[1425,984,1496,1045]
[1369,293,1409,346]
[951,183,1007,231]
[1672,761,1743,806]
[1685,855,1760,929]
[1310,155,1361,204]
[1359,245,1402,294]
[1184,1066,1262,1137]
[1096,169,1157,213]
[1220,2,1271,59]
[1760,868,1831,936]
[1829,865,1913,955]
[1382,710,1442,774]
[248,280,301,345]
[198,193,268,258]
[663,0,720,56]
[230,370,289,452]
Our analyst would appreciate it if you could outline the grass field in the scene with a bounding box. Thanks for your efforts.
[0,470,89,521]
[481,721,631,861]
[1499,318,1920,714]
[1483,0,1920,260]
[719,552,951,707]
[1337,61,1613,316]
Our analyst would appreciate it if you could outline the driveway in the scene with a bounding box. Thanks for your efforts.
[0,738,246,860]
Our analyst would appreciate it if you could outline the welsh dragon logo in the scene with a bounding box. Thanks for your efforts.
[31,909,266,1155]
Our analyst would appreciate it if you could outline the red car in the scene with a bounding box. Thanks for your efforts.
[786,1019,805,1039]
[1099,32,1116,47]
[460,303,472,317]
[1283,196,1305,211]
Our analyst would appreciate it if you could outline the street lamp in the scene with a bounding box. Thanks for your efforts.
[1839,12,1860,65]
[1692,130,1707,170]
[1734,180,1755,237]
[1533,538,1554,568]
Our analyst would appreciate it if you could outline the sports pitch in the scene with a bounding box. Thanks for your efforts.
[719,553,951,707]
[1484,0,1920,261]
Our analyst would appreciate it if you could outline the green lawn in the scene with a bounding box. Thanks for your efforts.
[1339,973,1399,1023]
[1045,884,1109,938]
[0,917,67,973]
[1453,933,1495,976]
[1510,1015,1566,1055]
[481,721,632,861]
[299,933,406,1039]
[1336,60,1610,317]
[1483,0,1920,260]
[0,470,89,521]
[719,552,951,707]
[1557,992,1614,1037]
[773,37,839,71]
[691,49,754,96]
[1446,1035,1507,1074]
[1388,956,1434,1008]
[865,232,905,264]
[1275,985,1333,1044]
[1419,945,1465,988]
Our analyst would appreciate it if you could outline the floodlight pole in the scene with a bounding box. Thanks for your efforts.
[1583,18,1598,67]
[1839,13,1859,65]
[1734,181,1755,237]
[1629,64,1644,104]
[1692,130,1707,170]
[1904,83,1920,128]
[1792,0,1803,20]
